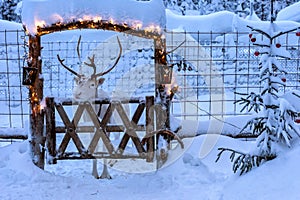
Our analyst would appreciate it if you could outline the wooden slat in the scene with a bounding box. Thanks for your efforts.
[0,134,28,140]
[59,97,142,106]
[55,152,147,160]
[55,125,145,133]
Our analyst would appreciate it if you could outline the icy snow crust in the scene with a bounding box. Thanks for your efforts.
[22,0,166,35]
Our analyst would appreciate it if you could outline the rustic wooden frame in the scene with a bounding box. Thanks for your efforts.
[27,20,168,168]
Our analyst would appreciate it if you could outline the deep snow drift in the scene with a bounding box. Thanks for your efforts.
[1,135,300,200]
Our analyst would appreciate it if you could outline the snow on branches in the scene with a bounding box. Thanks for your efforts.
[216,22,300,175]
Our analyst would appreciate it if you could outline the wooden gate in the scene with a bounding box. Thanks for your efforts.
[45,96,159,164]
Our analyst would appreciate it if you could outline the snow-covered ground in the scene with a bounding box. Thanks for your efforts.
[1,134,300,200]
[1,0,300,199]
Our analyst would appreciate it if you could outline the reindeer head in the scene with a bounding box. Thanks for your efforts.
[57,36,122,101]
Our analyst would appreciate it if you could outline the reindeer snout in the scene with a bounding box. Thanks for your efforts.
[73,92,82,100]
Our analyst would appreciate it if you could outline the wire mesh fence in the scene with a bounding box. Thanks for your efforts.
[41,33,155,99]
[0,29,29,130]
[0,29,300,129]
[167,31,300,120]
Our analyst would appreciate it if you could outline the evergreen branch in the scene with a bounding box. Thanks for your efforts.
[252,43,270,48]
[247,25,271,39]
[239,116,267,136]
[271,27,300,40]
[216,147,276,175]
[234,92,263,113]
[234,91,248,96]
[275,55,291,60]
[270,81,285,87]
[292,91,300,99]
[289,124,300,138]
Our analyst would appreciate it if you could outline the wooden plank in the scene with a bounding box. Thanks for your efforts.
[55,152,147,160]
[55,125,145,133]
[45,97,57,164]
[118,102,145,152]
[0,134,28,140]
[59,97,142,106]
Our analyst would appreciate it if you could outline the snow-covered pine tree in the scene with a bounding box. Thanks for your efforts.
[216,2,300,175]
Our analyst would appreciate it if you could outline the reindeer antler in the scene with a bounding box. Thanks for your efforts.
[57,36,83,78]
[58,36,122,79]
[94,36,122,77]
[77,35,82,63]
[84,55,96,75]
[57,54,81,78]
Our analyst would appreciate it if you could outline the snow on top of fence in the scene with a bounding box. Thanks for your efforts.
[166,9,235,33]
[21,0,166,35]
[277,1,300,22]
[0,20,22,31]
[0,128,28,139]
[233,15,300,34]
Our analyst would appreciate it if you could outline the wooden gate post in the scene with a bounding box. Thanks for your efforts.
[154,36,170,130]
[45,97,56,164]
[28,35,45,169]
[146,96,155,162]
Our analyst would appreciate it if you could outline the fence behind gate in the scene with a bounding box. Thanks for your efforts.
[1,30,300,133]
[0,29,28,142]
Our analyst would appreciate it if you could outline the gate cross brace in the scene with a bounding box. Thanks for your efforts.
[116,102,146,154]
[85,102,114,154]
[55,103,86,157]
[56,102,114,157]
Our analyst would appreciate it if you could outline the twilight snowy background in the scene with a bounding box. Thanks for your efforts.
[1,0,300,199]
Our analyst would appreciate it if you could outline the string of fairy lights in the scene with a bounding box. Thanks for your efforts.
[35,19,162,39]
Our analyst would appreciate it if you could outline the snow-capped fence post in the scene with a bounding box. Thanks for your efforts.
[27,35,45,169]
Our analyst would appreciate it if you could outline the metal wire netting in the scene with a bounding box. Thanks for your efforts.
[1,30,300,128]
[0,30,29,129]
[166,31,300,120]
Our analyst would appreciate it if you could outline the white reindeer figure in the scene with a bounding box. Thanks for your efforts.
[57,36,122,179]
